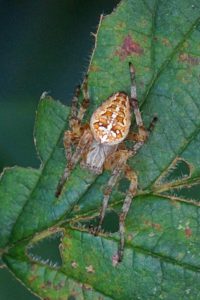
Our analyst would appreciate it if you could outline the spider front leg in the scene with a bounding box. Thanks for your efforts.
[129,62,148,142]
[55,75,91,197]
[128,62,158,145]
[69,75,90,136]
[77,75,90,122]
[68,75,90,160]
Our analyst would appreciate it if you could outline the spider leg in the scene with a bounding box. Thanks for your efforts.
[129,62,147,138]
[148,115,158,133]
[69,85,81,129]
[63,131,72,163]
[77,75,90,123]
[95,150,131,235]
[129,62,158,142]
[114,132,156,264]
[63,85,81,166]
[95,166,123,234]
[116,166,138,264]
[69,75,90,135]
[56,129,93,197]
[127,114,158,143]
[56,75,91,197]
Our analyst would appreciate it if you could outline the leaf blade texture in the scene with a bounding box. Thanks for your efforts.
[1,0,200,299]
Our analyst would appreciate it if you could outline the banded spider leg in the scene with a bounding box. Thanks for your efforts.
[56,76,91,197]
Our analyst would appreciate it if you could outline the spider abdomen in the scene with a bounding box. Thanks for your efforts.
[90,92,131,145]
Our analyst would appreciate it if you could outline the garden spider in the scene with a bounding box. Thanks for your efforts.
[56,63,157,264]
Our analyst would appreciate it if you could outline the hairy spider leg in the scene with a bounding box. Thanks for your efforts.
[94,152,128,235]
[65,76,90,163]
[148,115,158,133]
[69,84,81,129]
[56,129,93,197]
[115,117,158,263]
[56,75,91,197]
[69,75,90,131]
[64,85,81,165]
[77,75,90,121]
[116,167,137,264]
[129,62,148,142]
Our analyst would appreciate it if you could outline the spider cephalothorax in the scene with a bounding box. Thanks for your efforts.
[56,63,157,264]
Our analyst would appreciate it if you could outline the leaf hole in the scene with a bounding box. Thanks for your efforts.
[68,296,76,300]
[101,210,119,233]
[162,182,200,204]
[73,210,119,234]
[118,177,130,193]
[157,158,191,185]
[27,231,63,267]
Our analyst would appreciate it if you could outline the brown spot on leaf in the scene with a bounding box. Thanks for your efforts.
[144,220,162,231]
[185,227,192,238]
[40,283,45,289]
[28,275,38,283]
[82,283,93,291]
[54,281,65,290]
[179,53,200,65]
[162,38,171,47]
[112,253,120,267]
[127,234,133,241]
[85,265,95,273]
[73,205,80,212]
[89,64,100,72]
[115,21,126,30]
[45,280,52,288]
[71,261,78,268]
[115,35,143,60]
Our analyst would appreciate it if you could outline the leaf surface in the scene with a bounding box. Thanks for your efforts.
[1,0,200,299]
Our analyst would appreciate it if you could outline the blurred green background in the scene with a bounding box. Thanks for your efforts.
[0,1,120,299]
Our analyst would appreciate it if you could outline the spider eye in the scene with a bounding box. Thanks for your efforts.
[90,92,131,145]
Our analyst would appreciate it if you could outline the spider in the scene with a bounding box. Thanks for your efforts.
[56,62,157,264]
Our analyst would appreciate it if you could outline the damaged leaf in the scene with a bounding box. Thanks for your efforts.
[1,0,200,299]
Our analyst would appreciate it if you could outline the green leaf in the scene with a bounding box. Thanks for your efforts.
[0,96,70,247]
[60,228,200,300]
[0,167,40,248]
[1,0,200,299]
[3,238,112,300]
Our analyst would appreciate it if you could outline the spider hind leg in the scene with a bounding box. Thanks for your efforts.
[116,167,138,264]
[94,150,131,235]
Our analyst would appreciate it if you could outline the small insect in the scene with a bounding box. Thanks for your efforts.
[56,63,157,264]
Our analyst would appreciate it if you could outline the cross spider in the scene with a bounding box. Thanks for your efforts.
[56,63,157,264]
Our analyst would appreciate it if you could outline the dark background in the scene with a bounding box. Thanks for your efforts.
[0,1,120,299]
